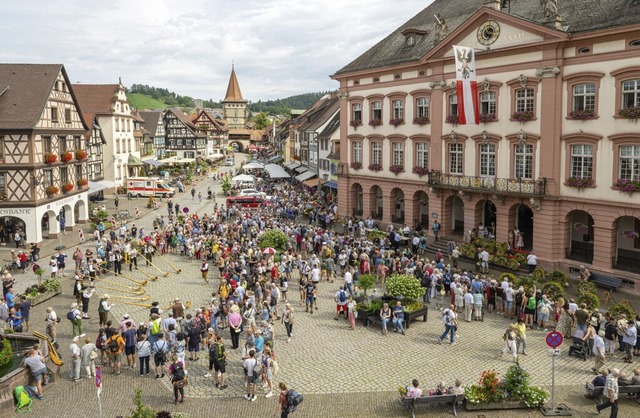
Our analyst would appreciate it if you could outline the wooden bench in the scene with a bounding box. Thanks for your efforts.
[366,306,428,330]
[400,393,465,417]
[592,385,640,405]
[590,273,623,305]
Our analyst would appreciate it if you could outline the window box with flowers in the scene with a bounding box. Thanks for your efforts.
[479,113,496,123]
[368,163,383,172]
[412,166,429,177]
[511,111,534,122]
[568,109,597,120]
[368,119,382,127]
[615,179,640,195]
[77,178,88,188]
[60,151,73,163]
[61,183,74,193]
[350,162,362,170]
[413,116,430,125]
[75,149,88,160]
[445,115,459,125]
[389,118,404,128]
[573,223,589,233]
[389,165,404,175]
[349,120,362,129]
[618,107,640,120]
[566,176,593,189]
[622,230,639,239]
[45,185,59,196]
[44,153,58,164]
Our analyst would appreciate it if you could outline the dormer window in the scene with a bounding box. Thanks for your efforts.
[401,29,427,48]
[406,36,415,47]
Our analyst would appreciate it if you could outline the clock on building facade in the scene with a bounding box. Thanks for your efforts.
[477,20,501,45]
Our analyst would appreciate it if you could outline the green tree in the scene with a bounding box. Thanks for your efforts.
[254,112,269,130]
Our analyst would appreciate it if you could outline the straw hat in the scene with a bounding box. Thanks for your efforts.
[103,294,110,299]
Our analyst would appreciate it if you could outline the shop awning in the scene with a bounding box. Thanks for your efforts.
[294,170,317,182]
[142,158,164,167]
[303,179,319,188]
[294,166,309,174]
[322,180,338,189]
[284,162,300,170]
[88,180,118,194]
[264,163,290,179]
[269,155,283,163]
[243,161,265,170]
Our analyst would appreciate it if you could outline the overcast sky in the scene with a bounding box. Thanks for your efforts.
[1,0,433,101]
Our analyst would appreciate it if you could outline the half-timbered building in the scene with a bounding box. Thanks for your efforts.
[163,108,207,162]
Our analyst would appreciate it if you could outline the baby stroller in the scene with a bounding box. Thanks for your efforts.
[568,329,589,361]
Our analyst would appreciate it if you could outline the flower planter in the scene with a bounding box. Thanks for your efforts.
[25,290,61,307]
[465,400,531,410]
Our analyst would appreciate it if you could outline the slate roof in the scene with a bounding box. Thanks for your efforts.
[138,111,163,135]
[336,0,640,75]
[0,63,63,130]
[317,111,340,140]
[73,84,118,114]
[327,144,340,160]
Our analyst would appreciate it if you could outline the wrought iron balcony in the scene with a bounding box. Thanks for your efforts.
[427,170,546,197]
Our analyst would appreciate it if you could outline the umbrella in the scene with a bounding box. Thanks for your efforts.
[262,247,276,255]
[232,174,255,183]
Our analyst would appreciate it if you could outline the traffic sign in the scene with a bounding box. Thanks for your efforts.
[548,348,561,355]
[95,365,102,389]
[545,331,563,348]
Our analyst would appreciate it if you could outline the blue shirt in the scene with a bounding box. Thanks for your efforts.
[5,292,15,308]
[254,336,264,352]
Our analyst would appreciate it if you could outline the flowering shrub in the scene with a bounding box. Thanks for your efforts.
[77,178,88,187]
[566,176,593,189]
[350,161,362,170]
[413,116,430,125]
[75,149,88,160]
[445,115,459,124]
[479,113,496,123]
[615,179,640,194]
[619,106,640,119]
[60,151,73,163]
[45,185,59,196]
[61,183,74,193]
[465,366,548,407]
[368,119,382,127]
[385,273,425,301]
[622,230,639,239]
[512,111,534,122]
[389,165,404,175]
[573,223,588,233]
[368,163,382,172]
[44,153,57,164]
[389,118,404,127]
[568,109,597,120]
[412,166,429,176]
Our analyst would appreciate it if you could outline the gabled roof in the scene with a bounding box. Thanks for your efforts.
[166,108,207,138]
[138,111,163,135]
[317,111,340,140]
[73,84,119,114]
[193,110,228,132]
[223,65,245,103]
[0,63,69,130]
[327,144,340,160]
[335,0,640,75]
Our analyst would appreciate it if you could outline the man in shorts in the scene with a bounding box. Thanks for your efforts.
[243,349,259,401]
[335,286,349,320]
[210,334,227,389]
[106,329,125,375]
[305,280,316,314]
[153,333,168,378]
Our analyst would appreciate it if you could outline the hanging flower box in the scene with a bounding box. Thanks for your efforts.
[60,151,73,163]
[75,149,88,160]
[573,223,589,233]
[389,165,404,175]
[615,179,640,194]
[412,166,429,176]
[618,106,640,119]
[45,185,59,196]
[445,115,459,124]
[44,153,57,164]
[622,230,639,239]
[479,113,496,123]
[350,161,362,170]
[511,111,534,122]
[566,176,593,189]
[61,183,74,193]
[77,178,89,187]
[368,163,383,172]
[568,109,597,120]
[349,120,362,129]
[389,118,404,127]
[413,116,430,125]
[368,119,382,127]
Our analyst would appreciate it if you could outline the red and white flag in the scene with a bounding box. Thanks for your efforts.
[453,45,479,125]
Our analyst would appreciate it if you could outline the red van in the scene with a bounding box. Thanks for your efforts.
[226,196,265,208]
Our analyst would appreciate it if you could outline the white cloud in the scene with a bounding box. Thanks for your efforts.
[0,0,433,100]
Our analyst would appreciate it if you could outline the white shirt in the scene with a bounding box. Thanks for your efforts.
[344,271,353,284]
[527,254,538,265]
[568,302,578,313]
[243,357,257,377]
[335,290,348,306]
[70,342,80,359]
[505,287,514,302]
[311,268,320,283]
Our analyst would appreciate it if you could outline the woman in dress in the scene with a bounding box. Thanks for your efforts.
[346,295,357,330]
[556,302,575,338]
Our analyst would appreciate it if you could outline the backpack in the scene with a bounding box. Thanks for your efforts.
[66,310,75,321]
[14,386,32,412]
[210,343,224,362]
[107,337,120,354]
[287,389,304,412]
[338,290,347,303]
[252,358,262,376]
[172,363,185,381]
[151,320,161,335]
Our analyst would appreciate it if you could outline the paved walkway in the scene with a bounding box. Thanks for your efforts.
[3,159,640,417]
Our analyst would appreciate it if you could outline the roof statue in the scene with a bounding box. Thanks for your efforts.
[434,13,448,40]
[540,0,559,19]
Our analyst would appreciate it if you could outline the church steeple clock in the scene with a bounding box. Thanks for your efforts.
[222,64,248,130]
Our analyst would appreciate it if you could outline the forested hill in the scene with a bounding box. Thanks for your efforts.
[249,92,331,115]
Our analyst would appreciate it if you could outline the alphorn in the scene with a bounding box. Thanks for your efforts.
[157,253,182,274]
[93,276,142,292]
[144,259,169,277]
[103,268,149,286]
[110,294,151,302]
[94,284,145,296]
[134,266,159,282]
[111,299,153,308]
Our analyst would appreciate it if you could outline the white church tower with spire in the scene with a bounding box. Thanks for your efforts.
[222,64,248,130]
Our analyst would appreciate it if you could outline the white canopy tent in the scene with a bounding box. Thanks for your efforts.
[231,174,256,183]
[264,164,290,179]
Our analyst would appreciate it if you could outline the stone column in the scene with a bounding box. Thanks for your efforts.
[592,224,615,270]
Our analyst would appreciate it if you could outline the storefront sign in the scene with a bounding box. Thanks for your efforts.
[47,195,81,210]
[0,208,32,216]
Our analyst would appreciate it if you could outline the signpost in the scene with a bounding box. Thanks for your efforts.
[96,365,103,418]
[541,332,572,416]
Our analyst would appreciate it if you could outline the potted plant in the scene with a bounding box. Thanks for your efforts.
[566,176,593,189]
[61,182,74,193]
[77,178,89,187]
[44,153,57,164]
[479,113,496,123]
[413,116,430,125]
[75,149,88,160]
[389,118,404,127]
[45,185,59,196]
[389,165,404,175]
[568,109,597,120]
[349,120,362,129]
[368,163,383,172]
[465,365,548,410]
[368,119,382,127]
[60,151,73,163]
[412,166,429,176]
[350,161,362,170]
[357,274,377,297]
[445,115,459,125]
[573,223,589,233]
[35,266,45,286]
[615,179,640,195]
[511,111,534,122]
[622,229,639,239]
[618,106,640,119]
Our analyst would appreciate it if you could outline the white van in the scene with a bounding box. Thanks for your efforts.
[225,158,235,166]
[127,177,175,198]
